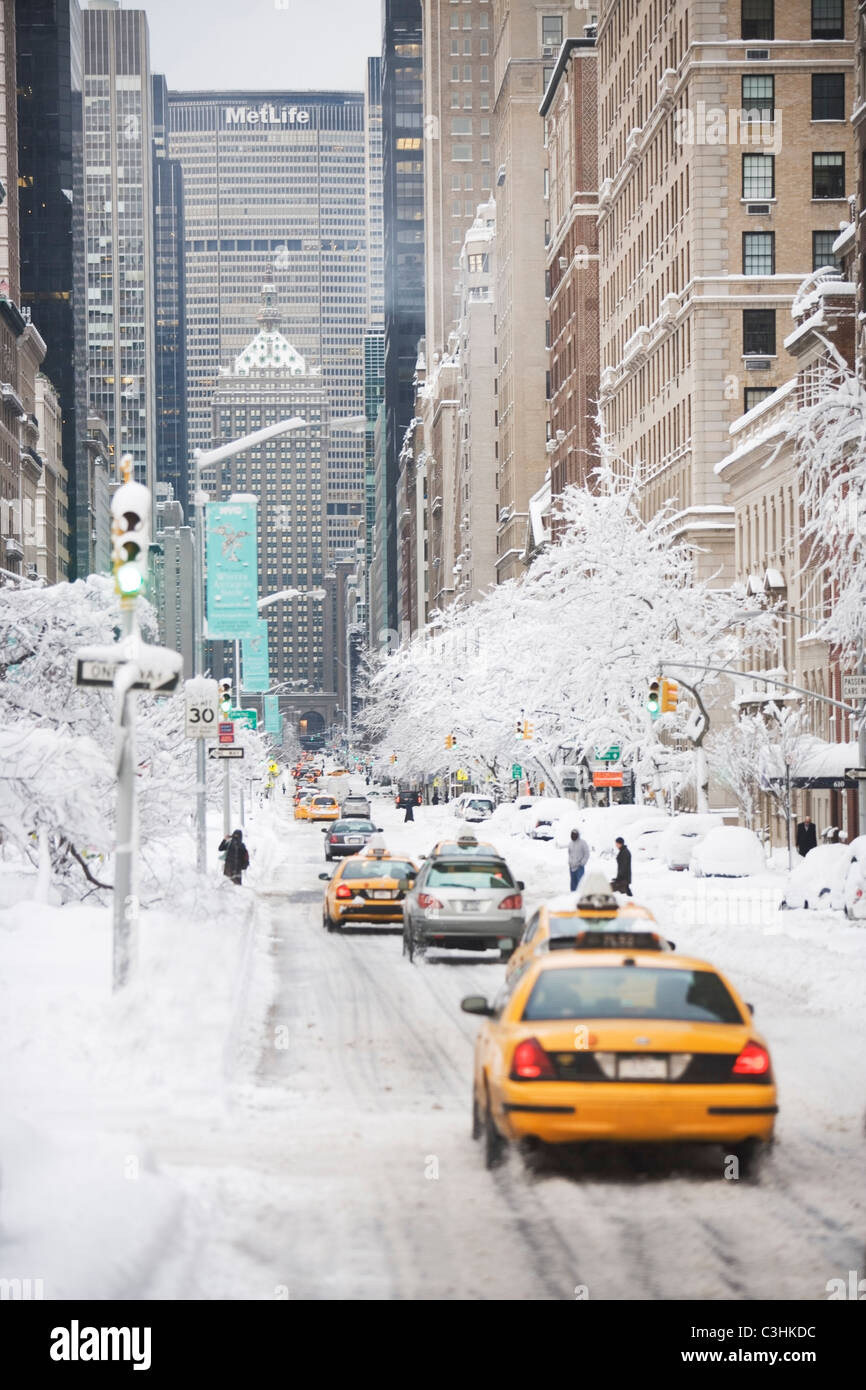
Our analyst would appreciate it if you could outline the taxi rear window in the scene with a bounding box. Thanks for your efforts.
[522,967,743,1024]
[341,860,415,881]
[548,913,649,939]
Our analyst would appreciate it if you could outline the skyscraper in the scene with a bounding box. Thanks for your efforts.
[16,0,88,576]
[82,0,156,491]
[166,88,368,568]
[365,56,384,329]
[210,285,335,708]
[382,0,424,630]
[152,74,188,515]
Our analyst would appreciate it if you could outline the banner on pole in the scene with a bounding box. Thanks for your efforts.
[205,500,259,638]
[264,693,282,735]
[242,620,270,692]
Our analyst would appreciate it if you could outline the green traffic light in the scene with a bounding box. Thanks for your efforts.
[116,560,145,596]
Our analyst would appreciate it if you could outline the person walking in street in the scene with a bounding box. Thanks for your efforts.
[795,815,817,858]
[611,837,632,895]
[568,828,590,893]
[403,796,415,823]
[218,828,250,885]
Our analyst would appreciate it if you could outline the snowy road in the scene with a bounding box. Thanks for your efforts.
[144,800,865,1302]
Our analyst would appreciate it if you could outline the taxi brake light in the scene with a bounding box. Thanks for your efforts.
[732,1041,770,1076]
[417,892,444,909]
[499,893,523,910]
[335,884,353,899]
[511,1038,557,1081]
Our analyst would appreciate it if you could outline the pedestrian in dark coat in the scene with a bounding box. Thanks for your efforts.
[403,798,415,822]
[795,816,817,857]
[219,828,249,884]
[611,837,632,894]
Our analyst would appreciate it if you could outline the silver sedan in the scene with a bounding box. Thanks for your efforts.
[402,854,525,962]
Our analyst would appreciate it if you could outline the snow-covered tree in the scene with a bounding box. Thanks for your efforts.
[360,469,774,794]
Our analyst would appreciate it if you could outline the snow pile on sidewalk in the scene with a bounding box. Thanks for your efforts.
[0,810,277,1299]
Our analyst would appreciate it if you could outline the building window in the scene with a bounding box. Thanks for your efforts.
[812,151,845,198]
[812,0,843,40]
[451,117,473,134]
[452,65,460,81]
[743,231,774,275]
[542,15,564,47]
[812,73,845,120]
[543,64,555,90]
[742,153,774,199]
[452,143,473,161]
[812,229,839,269]
[744,387,775,413]
[741,0,773,40]
[464,64,472,80]
[742,74,774,120]
[480,65,489,82]
[464,37,472,53]
[743,309,776,355]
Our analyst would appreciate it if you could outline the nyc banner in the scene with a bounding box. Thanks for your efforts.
[264,693,282,736]
[205,500,259,638]
[242,620,270,692]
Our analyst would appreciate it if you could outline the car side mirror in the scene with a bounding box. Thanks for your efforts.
[747,1001,754,1015]
[376,826,383,832]
[461,995,493,1017]
[321,826,329,832]
[397,879,410,892]
[517,880,525,890]
[667,940,676,951]
[318,872,331,881]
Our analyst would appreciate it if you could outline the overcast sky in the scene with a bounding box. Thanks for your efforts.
[136,0,381,93]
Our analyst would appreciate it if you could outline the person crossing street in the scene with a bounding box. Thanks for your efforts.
[568,828,590,893]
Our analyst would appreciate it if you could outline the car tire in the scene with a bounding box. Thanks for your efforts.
[730,1138,770,1183]
[499,943,515,963]
[471,1091,483,1141]
[483,1092,506,1171]
[323,909,338,933]
[402,923,414,962]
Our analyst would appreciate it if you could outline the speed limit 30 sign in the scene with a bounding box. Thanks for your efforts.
[184,676,220,738]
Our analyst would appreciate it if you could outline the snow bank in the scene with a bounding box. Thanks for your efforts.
[0,805,279,1299]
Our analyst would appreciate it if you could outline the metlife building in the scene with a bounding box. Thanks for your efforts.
[167,90,368,563]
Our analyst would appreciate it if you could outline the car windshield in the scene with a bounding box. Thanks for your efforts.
[333,820,376,833]
[522,967,743,1023]
[341,860,415,881]
[426,862,516,890]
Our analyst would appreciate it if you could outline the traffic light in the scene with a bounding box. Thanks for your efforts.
[661,678,679,714]
[445,733,455,749]
[110,481,151,598]
[218,679,232,717]
[522,721,534,740]
[646,680,661,720]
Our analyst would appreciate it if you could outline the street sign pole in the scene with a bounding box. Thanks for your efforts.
[193,452,207,876]
[113,600,137,991]
[857,648,866,837]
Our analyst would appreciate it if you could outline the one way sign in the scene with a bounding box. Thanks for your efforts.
[75,642,183,693]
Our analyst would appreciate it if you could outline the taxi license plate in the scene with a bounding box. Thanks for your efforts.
[618,1056,667,1080]
[371,889,394,899]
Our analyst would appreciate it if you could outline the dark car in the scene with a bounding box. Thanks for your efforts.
[341,795,372,819]
[322,818,382,860]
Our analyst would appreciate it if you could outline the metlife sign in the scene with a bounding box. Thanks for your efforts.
[223,104,310,128]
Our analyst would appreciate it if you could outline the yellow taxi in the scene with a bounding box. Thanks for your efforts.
[294,792,317,820]
[319,843,419,931]
[462,938,777,1177]
[507,880,663,978]
[427,834,501,858]
[306,794,340,822]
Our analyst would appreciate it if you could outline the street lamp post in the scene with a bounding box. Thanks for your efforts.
[191,417,306,870]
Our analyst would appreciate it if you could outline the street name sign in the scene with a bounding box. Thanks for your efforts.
[593,745,621,762]
[842,676,866,700]
[208,746,245,761]
[184,677,220,738]
[229,708,258,730]
[511,763,523,780]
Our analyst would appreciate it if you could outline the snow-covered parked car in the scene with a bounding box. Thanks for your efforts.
[843,835,866,920]
[691,826,766,878]
[631,816,672,862]
[781,843,850,911]
[657,814,726,871]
